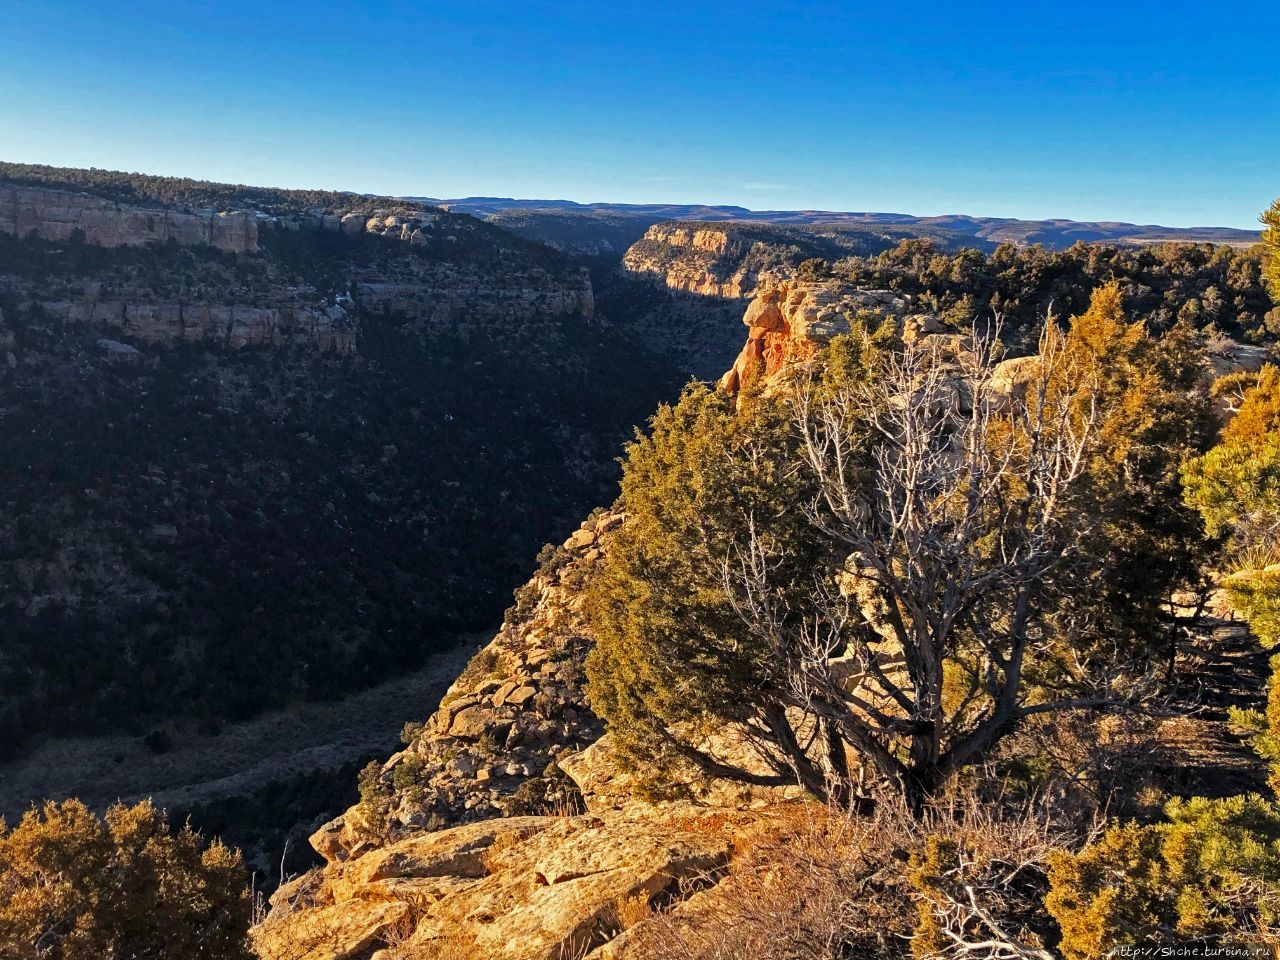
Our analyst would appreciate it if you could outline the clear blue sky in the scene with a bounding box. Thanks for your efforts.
[1,0,1276,227]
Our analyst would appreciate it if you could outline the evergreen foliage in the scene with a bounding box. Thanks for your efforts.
[0,799,251,959]
[831,237,1279,344]
[1264,197,1280,301]
[1042,286,1215,665]
[1046,795,1280,958]
[586,287,1209,806]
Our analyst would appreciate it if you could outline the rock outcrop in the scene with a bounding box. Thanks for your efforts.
[717,279,936,392]
[40,299,357,353]
[355,271,594,332]
[620,222,895,301]
[622,224,756,298]
[257,498,812,959]
[255,807,742,960]
[310,512,620,868]
[0,184,260,253]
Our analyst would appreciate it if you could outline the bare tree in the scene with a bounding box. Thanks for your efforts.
[724,323,1120,808]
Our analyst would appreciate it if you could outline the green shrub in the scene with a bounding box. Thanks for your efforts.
[0,799,251,960]
[1046,795,1280,959]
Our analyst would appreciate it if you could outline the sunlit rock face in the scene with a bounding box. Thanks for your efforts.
[718,279,928,393]
[622,223,762,298]
[0,184,259,253]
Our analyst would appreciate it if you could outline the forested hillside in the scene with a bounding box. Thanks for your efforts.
[0,166,685,753]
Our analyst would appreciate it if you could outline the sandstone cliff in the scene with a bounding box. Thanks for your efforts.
[39,299,358,353]
[0,184,594,357]
[621,223,767,298]
[0,184,260,253]
[620,222,895,300]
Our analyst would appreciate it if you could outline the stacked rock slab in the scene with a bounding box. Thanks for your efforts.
[254,807,744,960]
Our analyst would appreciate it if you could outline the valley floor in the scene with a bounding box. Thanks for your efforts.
[0,634,486,820]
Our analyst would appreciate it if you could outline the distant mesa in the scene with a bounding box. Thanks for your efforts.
[416,196,1260,250]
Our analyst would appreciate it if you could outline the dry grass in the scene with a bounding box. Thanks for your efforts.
[376,916,486,960]
[615,795,1086,960]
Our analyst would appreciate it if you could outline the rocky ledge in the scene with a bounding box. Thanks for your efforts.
[39,299,357,354]
[309,512,621,868]
[257,497,802,960]
[254,806,754,960]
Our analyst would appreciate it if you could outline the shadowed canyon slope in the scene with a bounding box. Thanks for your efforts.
[0,163,687,753]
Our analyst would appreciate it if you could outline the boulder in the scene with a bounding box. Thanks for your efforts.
[449,705,493,740]
[988,355,1042,405]
[253,899,408,960]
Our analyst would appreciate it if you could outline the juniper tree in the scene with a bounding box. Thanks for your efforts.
[0,799,251,960]
[588,287,1212,808]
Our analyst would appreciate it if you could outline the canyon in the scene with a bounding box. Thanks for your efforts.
[4,162,1277,960]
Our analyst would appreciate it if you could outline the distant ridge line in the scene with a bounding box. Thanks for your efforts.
[413,197,1259,249]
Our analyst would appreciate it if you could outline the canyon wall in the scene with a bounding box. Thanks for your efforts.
[40,300,358,354]
[622,223,763,298]
[1,185,595,356]
[0,184,260,253]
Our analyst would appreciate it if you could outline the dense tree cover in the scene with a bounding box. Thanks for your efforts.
[1039,287,1216,667]
[0,161,424,218]
[1183,365,1280,798]
[0,799,250,959]
[484,210,659,257]
[815,236,1278,344]
[1046,794,1280,958]
[0,226,683,748]
[1044,210,1280,959]
[586,285,1212,807]
[1183,365,1280,572]
[0,304,680,745]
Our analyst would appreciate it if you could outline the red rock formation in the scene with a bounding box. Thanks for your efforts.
[719,280,920,393]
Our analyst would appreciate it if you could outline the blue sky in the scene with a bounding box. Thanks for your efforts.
[1,0,1276,227]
